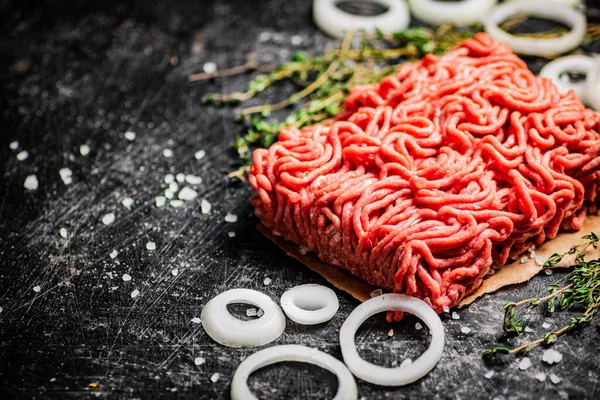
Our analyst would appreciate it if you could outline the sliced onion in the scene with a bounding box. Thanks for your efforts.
[312,0,410,39]
[339,294,444,386]
[230,344,358,400]
[408,0,498,26]
[585,58,600,111]
[280,284,339,325]
[540,55,595,100]
[201,288,285,348]
[483,1,586,56]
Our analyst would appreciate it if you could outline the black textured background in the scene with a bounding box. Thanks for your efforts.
[1,1,599,399]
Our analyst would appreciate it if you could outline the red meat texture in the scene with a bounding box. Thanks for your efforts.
[249,33,600,313]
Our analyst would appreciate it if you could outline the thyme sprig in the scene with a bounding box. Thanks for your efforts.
[484,233,600,359]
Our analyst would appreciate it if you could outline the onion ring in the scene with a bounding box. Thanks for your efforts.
[584,58,600,111]
[280,284,339,325]
[201,288,285,348]
[408,0,498,26]
[539,55,595,100]
[312,0,410,39]
[339,294,445,386]
[230,344,358,400]
[508,0,583,6]
[483,1,586,56]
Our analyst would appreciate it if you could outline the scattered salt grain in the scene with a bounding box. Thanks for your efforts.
[542,349,563,365]
[170,199,184,208]
[110,250,118,259]
[550,373,561,384]
[176,173,185,183]
[224,213,238,223]
[164,174,175,184]
[291,35,303,45]
[264,277,272,286]
[169,182,179,192]
[535,372,547,382]
[200,199,212,214]
[195,150,206,160]
[387,329,394,337]
[461,326,472,334]
[210,372,220,383]
[520,257,528,264]
[451,312,460,320]
[535,256,545,266]
[79,144,90,156]
[163,149,173,158]
[246,308,257,317]
[171,268,179,276]
[203,62,217,74]
[400,358,412,368]
[16,150,28,161]
[530,250,537,259]
[0,306,3,313]
[164,189,175,199]
[370,289,383,298]
[519,357,532,371]
[443,306,450,313]
[146,241,156,251]
[185,175,202,185]
[9,141,19,150]
[124,131,136,141]
[542,321,551,329]
[525,326,534,333]
[122,274,132,282]
[228,231,236,238]
[545,269,553,275]
[155,196,167,207]
[121,197,134,209]
[178,187,198,201]
[191,317,201,324]
[59,228,68,238]
[485,371,495,379]
[131,289,140,298]
[415,322,423,330]
[257,309,264,317]
[102,213,115,225]
[59,168,73,185]
[24,175,39,190]
[194,357,205,366]
[33,285,41,293]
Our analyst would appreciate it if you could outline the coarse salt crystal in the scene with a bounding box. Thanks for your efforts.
[124,131,136,141]
[387,329,394,337]
[257,309,264,317]
[484,371,494,379]
[9,141,19,150]
[200,199,212,214]
[59,168,73,185]
[164,174,175,184]
[535,256,545,266]
[155,196,166,207]
[178,187,198,201]
[542,321,551,329]
[535,372,547,382]
[210,372,220,383]
[79,144,90,156]
[224,213,237,223]
[110,250,118,259]
[520,257,528,264]
[170,199,184,208]
[121,197,134,209]
[59,227,68,238]
[519,357,532,371]
[415,322,423,330]
[530,250,537,259]
[550,373,561,384]
[542,349,563,365]
[451,312,460,320]
[461,326,472,334]
[185,175,202,185]
[246,308,257,317]
[525,326,534,333]
[131,289,140,298]
[146,241,156,251]
[370,289,383,298]
[263,277,272,286]
[122,274,132,282]
[163,149,173,158]
[24,175,39,190]
[191,317,201,324]
[203,62,217,74]
[171,268,179,276]
[291,35,303,45]
[164,189,175,199]
[176,173,185,183]
[16,150,28,161]
[102,213,115,225]
[169,182,179,192]
[33,285,41,293]
[228,232,236,238]
[443,306,450,313]
[195,150,206,160]
[194,357,205,366]
[400,358,412,368]
[545,269,553,275]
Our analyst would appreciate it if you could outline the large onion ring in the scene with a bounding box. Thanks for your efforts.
[339,294,444,386]
[312,0,410,39]
[201,288,286,348]
[483,1,586,56]
[408,0,498,26]
[230,344,358,400]
[539,55,595,100]
[585,58,600,111]
[280,284,339,325]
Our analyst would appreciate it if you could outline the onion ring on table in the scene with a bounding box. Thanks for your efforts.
[539,55,595,100]
[312,0,409,39]
[280,284,339,325]
[230,344,358,400]
[584,58,600,111]
[201,288,285,348]
[339,294,444,386]
[408,0,497,26]
[483,1,586,56]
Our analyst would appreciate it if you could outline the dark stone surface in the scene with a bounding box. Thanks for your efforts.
[1,1,599,399]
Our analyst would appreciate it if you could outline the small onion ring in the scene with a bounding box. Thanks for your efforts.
[280,284,339,325]
[408,0,498,26]
[539,55,595,100]
[312,0,410,39]
[339,294,444,386]
[201,288,285,348]
[230,344,358,400]
[584,58,600,111]
[483,1,586,56]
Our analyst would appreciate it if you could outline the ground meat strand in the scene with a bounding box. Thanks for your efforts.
[249,33,600,314]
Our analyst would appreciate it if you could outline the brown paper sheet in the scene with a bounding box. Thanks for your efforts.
[258,214,600,307]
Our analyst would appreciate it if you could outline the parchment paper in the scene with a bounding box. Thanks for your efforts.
[258,213,600,308]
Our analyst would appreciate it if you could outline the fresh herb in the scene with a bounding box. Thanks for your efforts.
[484,233,600,359]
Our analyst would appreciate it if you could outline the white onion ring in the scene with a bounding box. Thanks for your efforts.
[585,58,600,111]
[539,55,595,100]
[508,0,583,6]
[408,0,498,26]
[483,1,586,56]
[339,294,444,386]
[312,0,410,39]
[230,344,358,400]
[280,284,339,325]
[201,289,285,348]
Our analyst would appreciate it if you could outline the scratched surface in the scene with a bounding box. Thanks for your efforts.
[1,0,599,399]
